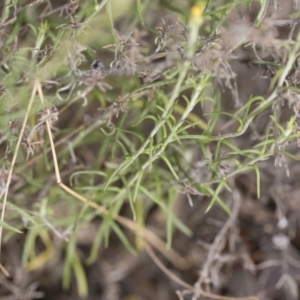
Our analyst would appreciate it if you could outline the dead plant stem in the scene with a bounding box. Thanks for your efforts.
[37,82,61,183]
[0,81,39,273]
[144,242,193,290]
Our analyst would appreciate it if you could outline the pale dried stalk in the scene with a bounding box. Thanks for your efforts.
[145,241,258,300]
[0,81,39,275]
[192,190,259,300]
[144,242,193,290]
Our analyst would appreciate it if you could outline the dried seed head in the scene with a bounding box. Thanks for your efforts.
[38,106,59,128]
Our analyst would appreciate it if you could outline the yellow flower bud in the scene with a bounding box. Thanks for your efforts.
[191,5,203,19]
[190,3,205,25]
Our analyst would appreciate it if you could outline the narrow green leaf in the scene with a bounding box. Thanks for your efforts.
[133,170,144,203]
[253,164,261,199]
[206,180,226,213]
[70,170,107,186]
[137,0,145,26]
[104,158,132,189]
[139,186,192,236]
[22,228,38,266]
[121,176,136,221]
[161,155,179,180]
[5,201,37,225]
[72,254,88,297]
[132,114,158,127]
[166,191,175,249]
[106,0,115,37]
[86,223,108,265]
[149,137,154,171]
[110,222,137,255]
[0,219,22,233]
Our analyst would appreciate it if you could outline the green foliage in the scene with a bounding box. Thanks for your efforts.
[1,0,300,297]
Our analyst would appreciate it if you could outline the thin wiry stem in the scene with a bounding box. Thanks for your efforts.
[36,82,61,183]
[0,81,38,269]
[255,0,269,27]
[144,242,193,290]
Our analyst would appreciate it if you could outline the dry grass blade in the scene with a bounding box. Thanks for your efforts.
[0,82,38,269]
